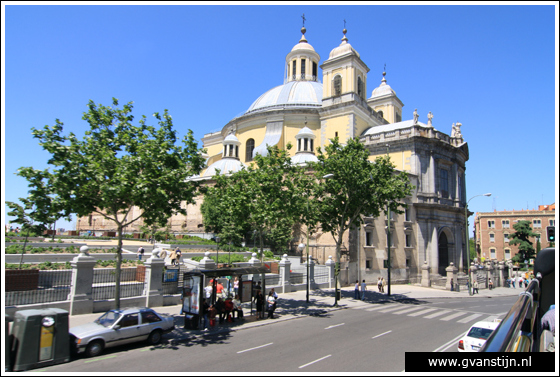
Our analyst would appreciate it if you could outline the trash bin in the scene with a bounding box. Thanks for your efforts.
[336,290,341,301]
[5,314,13,372]
[455,283,460,292]
[11,308,70,371]
[183,314,199,330]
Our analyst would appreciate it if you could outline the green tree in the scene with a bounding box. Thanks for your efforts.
[311,137,413,304]
[17,98,205,308]
[509,220,539,267]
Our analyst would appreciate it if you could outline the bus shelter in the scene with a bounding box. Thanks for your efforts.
[181,265,270,329]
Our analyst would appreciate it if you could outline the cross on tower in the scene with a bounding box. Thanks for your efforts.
[302,13,306,27]
[344,19,346,29]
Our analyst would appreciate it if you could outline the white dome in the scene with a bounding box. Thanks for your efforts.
[245,81,323,115]
[329,40,360,59]
[223,133,241,145]
[370,73,398,99]
[296,126,315,139]
[203,158,246,177]
[291,152,318,166]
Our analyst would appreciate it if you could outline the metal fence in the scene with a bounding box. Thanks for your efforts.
[92,267,144,300]
[314,266,330,284]
[5,269,73,306]
[162,265,189,295]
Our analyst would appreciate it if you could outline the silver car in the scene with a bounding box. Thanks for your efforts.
[69,307,175,357]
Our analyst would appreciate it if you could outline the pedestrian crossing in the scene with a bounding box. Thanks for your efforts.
[353,303,503,325]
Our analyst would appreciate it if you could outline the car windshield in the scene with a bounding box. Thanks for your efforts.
[95,310,121,327]
[467,327,494,340]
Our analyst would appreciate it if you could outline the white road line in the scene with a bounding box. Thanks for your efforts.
[372,330,392,339]
[424,310,451,319]
[433,332,465,352]
[407,308,437,317]
[378,306,406,313]
[457,313,484,323]
[366,304,399,311]
[325,323,345,330]
[481,315,499,322]
[237,342,273,354]
[299,355,332,369]
[392,307,420,315]
[440,312,467,321]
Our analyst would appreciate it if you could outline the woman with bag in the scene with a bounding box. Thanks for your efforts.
[267,292,277,319]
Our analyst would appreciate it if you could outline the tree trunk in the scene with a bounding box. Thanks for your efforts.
[115,223,123,309]
[18,229,31,270]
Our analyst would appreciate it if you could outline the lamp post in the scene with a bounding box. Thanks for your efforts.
[93,218,96,237]
[215,236,220,268]
[465,193,491,295]
[321,173,341,306]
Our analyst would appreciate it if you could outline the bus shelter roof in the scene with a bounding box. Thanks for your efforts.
[194,265,270,278]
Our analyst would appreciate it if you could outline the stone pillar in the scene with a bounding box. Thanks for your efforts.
[278,254,291,294]
[144,249,166,307]
[325,255,335,289]
[198,251,216,270]
[69,246,96,315]
[246,253,262,284]
[421,261,431,287]
[445,262,458,291]
[497,261,505,288]
[308,256,316,290]
[485,261,494,289]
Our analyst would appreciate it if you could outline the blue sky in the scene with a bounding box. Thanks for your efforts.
[2,3,558,233]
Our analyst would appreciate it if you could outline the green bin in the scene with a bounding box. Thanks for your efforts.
[11,308,70,371]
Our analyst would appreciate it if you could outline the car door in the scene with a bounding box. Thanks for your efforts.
[111,313,143,348]
[139,310,163,340]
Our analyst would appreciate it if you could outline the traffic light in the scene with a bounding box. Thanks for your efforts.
[546,226,555,243]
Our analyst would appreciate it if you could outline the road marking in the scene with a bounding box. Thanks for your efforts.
[457,313,484,323]
[392,307,420,315]
[433,332,466,352]
[481,315,499,322]
[407,308,437,317]
[325,323,345,330]
[424,310,451,319]
[366,304,399,311]
[440,312,468,321]
[299,355,332,369]
[237,342,273,354]
[378,306,406,313]
[372,330,392,339]
[84,355,118,363]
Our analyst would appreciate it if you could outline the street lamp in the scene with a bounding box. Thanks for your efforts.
[215,236,220,268]
[321,173,342,306]
[465,193,491,295]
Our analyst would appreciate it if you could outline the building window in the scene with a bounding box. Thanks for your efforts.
[533,219,542,228]
[502,220,510,228]
[395,111,401,122]
[366,259,372,270]
[488,220,495,229]
[357,76,363,99]
[550,219,555,226]
[378,110,384,119]
[333,76,342,96]
[404,208,411,222]
[489,233,495,243]
[246,139,255,161]
[504,233,509,243]
[505,249,511,260]
[405,234,411,247]
[536,234,541,243]
[312,61,318,80]
[490,248,496,259]
[301,58,306,79]
[439,169,449,197]
[292,60,296,80]
[365,231,373,246]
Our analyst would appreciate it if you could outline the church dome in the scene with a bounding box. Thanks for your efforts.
[245,80,323,115]
[202,158,246,177]
[328,28,360,59]
[370,71,397,99]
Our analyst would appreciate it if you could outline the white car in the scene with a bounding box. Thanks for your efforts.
[69,307,175,357]
[457,320,500,352]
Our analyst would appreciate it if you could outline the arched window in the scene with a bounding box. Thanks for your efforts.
[378,110,384,119]
[333,76,342,96]
[246,139,255,162]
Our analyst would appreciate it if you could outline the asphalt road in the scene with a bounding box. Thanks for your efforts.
[36,295,517,373]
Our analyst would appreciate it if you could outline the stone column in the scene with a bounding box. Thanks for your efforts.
[325,256,335,289]
[470,262,476,290]
[278,254,291,294]
[144,249,166,307]
[485,261,494,289]
[497,261,505,288]
[198,251,216,270]
[69,246,96,315]
[246,253,262,284]
[421,261,431,287]
[445,262,458,291]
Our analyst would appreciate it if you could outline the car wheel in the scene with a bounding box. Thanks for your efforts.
[147,330,162,345]
[85,340,104,358]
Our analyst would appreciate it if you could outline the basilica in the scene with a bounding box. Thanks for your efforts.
[79,24,470,285]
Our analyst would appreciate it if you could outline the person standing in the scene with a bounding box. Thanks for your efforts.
[168,249,177,266]
[354,280,360,299]
[137,246,145,261]
[267,292,277,319]
[473,280,479,294]
[377,277,383,292]
[174,247,182,266]
[255,290,264,319]
[360,279,367,300]
[233,276,239,297]
[381,277,386,293]
[489,279,493,290]
[512,276,516,288]
[204,282,213,304]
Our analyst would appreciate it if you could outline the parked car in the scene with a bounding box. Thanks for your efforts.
[69,307,175,357]
[457,320,500,352]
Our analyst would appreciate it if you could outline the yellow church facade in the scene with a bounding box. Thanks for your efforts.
[79,25,470,287]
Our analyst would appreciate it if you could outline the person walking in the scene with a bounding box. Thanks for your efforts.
[489,279,493,290]
[360,279,367,300]
[137,246,145,261]
[354,280,360,300]
[168,249,177,266]
[377,277,383,292]
[201,298,210,331]
[381,277,386,293]
[512,276,516,288]
[233,276,239,297]
[174,247,182,266]
[473,280,479,294]
[266,291,277,319]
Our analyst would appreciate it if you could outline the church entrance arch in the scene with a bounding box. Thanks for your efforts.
[438,232,449,276]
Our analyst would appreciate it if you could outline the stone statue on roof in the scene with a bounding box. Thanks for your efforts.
[427,112,433,127]
[451,122,462,138]
[413,109,419,125]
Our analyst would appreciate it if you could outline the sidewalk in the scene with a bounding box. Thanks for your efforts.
[67,284,521,346]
